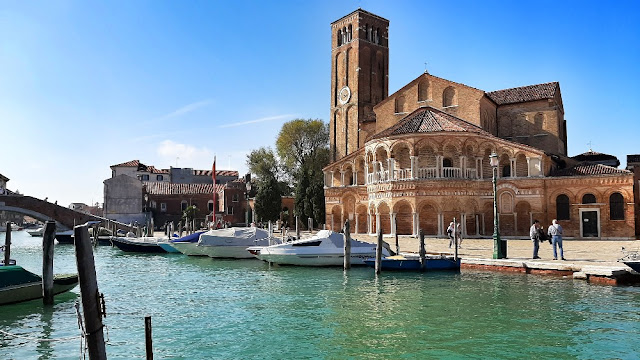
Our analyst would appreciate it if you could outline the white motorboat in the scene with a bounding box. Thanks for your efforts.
[26,227,44,237]
[0,222,21,232]
[197,227,272,259]
[248,230,391,266]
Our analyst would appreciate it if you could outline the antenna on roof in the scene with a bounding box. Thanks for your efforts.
[587,141,593,152]
[424,62,429,74]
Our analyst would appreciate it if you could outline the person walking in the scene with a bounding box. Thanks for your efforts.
[447,222,455,248]
[530,220,541,259]
[548,219,565,260]
[455,223,463,248]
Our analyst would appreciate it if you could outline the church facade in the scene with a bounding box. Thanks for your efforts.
[323,9,635,239]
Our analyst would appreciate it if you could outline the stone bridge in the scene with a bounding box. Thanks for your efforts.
[0,194,132,232]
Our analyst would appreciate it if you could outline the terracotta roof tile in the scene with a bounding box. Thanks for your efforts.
[111,160,140,167]
[486,82,558,105]
[146,166,169,174]
[551,163,631,177]
[193,170,239,177]
[144,182,225,195]
[372,106,493,139]
[571,151,619,163]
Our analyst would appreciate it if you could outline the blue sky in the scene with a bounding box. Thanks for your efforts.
[1,0,638,206]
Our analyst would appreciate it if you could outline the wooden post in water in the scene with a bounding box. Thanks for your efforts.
[145,315,153,360]
[453,217,459,260]
[375,227,383,275]
[295,216,300,240]
[3,222,11,266]
[73,225,107,360]
[343,219,351,270]
[419,229,426,270]
[394,221,399,255]
[308,217,313,233]
[42,221,56,305]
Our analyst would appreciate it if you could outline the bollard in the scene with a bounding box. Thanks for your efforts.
[343,220,351,270]
[375,227,383,275]
[42,221,56,305]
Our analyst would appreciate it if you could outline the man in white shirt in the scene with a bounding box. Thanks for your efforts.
[547,219,565,260]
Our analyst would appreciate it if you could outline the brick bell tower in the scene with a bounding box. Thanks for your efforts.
[330,9,389,162]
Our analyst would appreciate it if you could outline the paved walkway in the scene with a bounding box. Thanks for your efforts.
[342,233,640,270]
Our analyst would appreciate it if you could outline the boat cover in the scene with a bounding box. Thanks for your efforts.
[315,230,376,248]
[170,231,206,243]
[0,266,41,288]
[198,227,270,246]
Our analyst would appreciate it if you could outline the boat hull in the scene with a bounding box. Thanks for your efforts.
[623,261,640,273]
[363,255,461,271]
[171,242,208,256]
[198,245,257,259]
[1,266,78,306]
[256,251,378,266]
[111,237,167,253]
[157,243,181,253]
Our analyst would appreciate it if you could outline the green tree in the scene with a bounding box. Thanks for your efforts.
[182,205,197,223]
[247,147,283,222]
[277,119,329,227]
[254,175,282,222]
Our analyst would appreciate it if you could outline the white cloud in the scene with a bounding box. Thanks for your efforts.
[156,140,214,168]
[157,99,213,121]
[219,114,296,128]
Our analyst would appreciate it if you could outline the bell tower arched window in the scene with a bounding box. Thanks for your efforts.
[337,30,342,46]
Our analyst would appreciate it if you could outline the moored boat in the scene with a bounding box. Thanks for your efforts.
[26,227,44,237]
[249,230,391,266]
[111,236,168,253]
[0,265,78,305]
[197,227,272,259]
[55,230,74,244]
[158,231,205,254]
[363,253,461,271]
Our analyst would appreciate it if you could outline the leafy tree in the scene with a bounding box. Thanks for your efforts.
[247,147,283,222]
[277,119,329,227]
[254,175,281,222]
[182,205,198,222]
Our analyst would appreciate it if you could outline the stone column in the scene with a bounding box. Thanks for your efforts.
[341,171,346,187]
[355,214,359,234]
[410,156,418,179]
[479,158,484,180]
[461,213,467,237]
[388,158,395,181]
[436,155,442,178]
[510,158,516,177]
[413,212,419,236]
[437,213,443,236]
[323,171,328,187]
[368,213,373,234]
[352,170,357,186]
[460,156,465,178]
[330,171,334,187]
[526,157,531,177]
[390,212,396,235]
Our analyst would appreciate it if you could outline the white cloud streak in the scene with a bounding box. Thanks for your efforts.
[156,140,213,166]
[157,99,213,120]
[219,114,297,128]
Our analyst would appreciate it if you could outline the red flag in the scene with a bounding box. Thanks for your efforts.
[212,156,216,224]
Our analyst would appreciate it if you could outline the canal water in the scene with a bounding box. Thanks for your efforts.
[1,231,640,359]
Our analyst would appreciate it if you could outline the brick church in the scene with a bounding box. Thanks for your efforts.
[323,9,635,239]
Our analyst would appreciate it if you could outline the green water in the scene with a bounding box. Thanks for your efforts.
[1,232,639,359]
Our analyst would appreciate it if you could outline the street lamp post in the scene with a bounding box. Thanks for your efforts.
[490,152,506,259]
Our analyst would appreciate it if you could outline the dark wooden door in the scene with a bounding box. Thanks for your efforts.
[582,211,598,237]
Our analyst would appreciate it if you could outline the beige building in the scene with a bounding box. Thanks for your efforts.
[323,9,635,240]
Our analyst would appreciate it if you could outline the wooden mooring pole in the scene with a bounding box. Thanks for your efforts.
[295,216,300,240]
[308,217,313,233]
[3,222,11,266]
[375,227,383,275]
[74,224,107,360]
[42,221,56,305]
[419,229,426,270]
[145,315,153,360]
[343,219,351,270]
[394,221,399,255]
[453,217,459,261]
